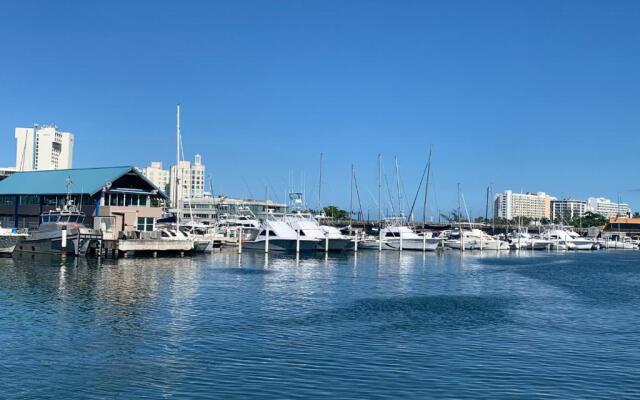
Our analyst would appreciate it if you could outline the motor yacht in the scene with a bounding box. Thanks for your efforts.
[242,216,319,252]
[380,218,439,251]
[445,229,510,250]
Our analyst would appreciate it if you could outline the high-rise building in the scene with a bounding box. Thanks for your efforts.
[550,199,587,222]
[15,125,74,171]
[586,197,630,218]
[141,162,170,194]
[169,154,205,207]
[494,190,553,221]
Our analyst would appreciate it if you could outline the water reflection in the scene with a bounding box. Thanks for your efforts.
[1,250,640,399]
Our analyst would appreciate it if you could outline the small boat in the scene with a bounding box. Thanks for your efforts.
[15,201,102,256]
[0,224,27,255]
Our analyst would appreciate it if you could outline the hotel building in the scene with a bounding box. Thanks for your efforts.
[550,199,587,223]
[15,125,74,171]
[494,190,552,221]
[169,154,205,207]
[586,197,630,218]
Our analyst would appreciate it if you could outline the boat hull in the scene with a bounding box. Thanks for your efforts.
[0,235,25,254]
[242,239,319,253]
[315,238,353,252]
[386,238,439,251]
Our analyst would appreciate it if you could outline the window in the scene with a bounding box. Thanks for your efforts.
[19,195,39,205]
[137,217,155,232]
[0,196,15,206]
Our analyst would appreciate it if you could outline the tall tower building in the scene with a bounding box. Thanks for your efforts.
[15,125,74,171]
[169,154,205,208]
[141,162,170,194]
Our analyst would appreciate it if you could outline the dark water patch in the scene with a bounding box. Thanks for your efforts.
[282,295,517,332]
[215,267,273,275]
[511,253,640,305]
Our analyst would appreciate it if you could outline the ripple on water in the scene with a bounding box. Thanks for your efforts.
[281,294,517,333]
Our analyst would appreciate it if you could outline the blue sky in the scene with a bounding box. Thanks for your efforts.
[1,1,639,218]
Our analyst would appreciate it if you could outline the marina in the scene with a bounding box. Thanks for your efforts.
[1,250,640,399]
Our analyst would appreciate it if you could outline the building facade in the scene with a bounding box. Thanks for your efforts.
[0,166,167,233]
[494,190,552,220]
[169,154,205,207]
[181,196,287,224]
[550,199,587,223]
[586,197,630,218]
[15,125,74,171]
[141,162,170,194]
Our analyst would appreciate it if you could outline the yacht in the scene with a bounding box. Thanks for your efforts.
[541,227,595,250]
[445,229,510,250]
[15,201,102,256]
[0,225,27,255]
[509,231,554,250]
[242,216,319,252]
[319,224,354,251]
[285,211,352,252]
[381,218,439,251]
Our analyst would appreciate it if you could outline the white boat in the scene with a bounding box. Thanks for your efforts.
[0,225,27,254]
[319,224,354,251]
[15,202,102,256]
[541,228,594,250]
[600,236,638,249]
[381,220,439,251]
[509,231,554,250]
[285,211,352,252]
[242,217,319,252]
[445,229,510,250]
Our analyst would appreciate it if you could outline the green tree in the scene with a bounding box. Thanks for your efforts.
[570,211,607,228]
[323,206,349,221]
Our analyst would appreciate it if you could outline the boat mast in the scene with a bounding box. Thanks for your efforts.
[422,147,432,227]
[318,152,323,212]
[457,182,461,230]
[176,104,181,231]
[378,154,382,226]
[394,156,401,219]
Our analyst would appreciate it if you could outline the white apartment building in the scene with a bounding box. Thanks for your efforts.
[169,154,205,207]
[494,190,552,220]
[586,197,630,218]
[550,199,587,222]
[15,125,74,171]
[141,162,170,194]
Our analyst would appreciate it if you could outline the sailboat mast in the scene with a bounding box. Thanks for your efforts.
[378,154,382,225]
[422,147,432,226]
[394,156,401,218]
[350,164,354,226]
[318,152,323,211]
[176,104,181,231]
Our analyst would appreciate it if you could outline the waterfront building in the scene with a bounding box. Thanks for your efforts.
[169,154,205,207]
[586,197,630,218]
[0,166,167,232]
[550,199,587,223]
[181,196,287,224]
[494,190,552,221]
[15,125,74,171]
[141,162,170,194]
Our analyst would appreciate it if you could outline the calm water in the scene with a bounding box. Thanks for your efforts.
[1,250,639,399]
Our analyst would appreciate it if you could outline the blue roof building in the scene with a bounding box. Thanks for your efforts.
[0,166,168,231]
